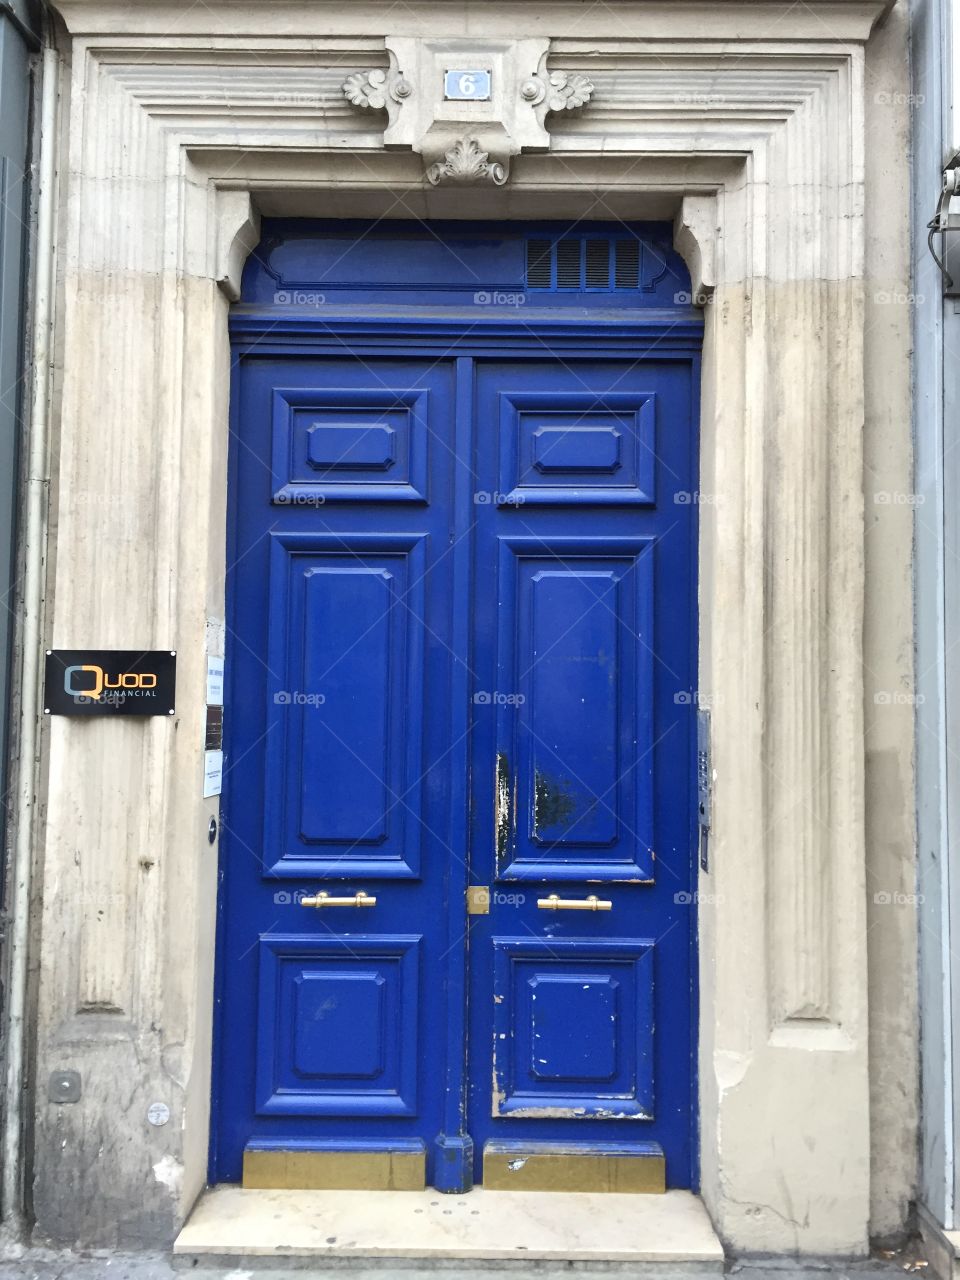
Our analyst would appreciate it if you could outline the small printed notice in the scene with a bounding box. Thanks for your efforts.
[203,749,223,799]
[206,656,224,706]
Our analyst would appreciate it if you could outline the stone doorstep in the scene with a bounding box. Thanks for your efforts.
[173,1185,725,1267]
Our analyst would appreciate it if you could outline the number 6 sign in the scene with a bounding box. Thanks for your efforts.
[444,69,492,101]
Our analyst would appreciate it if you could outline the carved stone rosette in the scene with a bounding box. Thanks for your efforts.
[341,67,413,113]
[520,69,594,114]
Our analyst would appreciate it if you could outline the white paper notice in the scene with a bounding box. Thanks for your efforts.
[203,749,223,798]
[206,656,224,706]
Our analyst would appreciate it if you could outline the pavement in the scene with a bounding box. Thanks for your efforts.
[0,1244,935,1280]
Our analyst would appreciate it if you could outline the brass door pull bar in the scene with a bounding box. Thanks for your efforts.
[536,894,612,911]
[299,891,377,908]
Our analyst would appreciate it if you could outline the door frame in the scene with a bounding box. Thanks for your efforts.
[213,311,703,1191]
[31,7,881,1250]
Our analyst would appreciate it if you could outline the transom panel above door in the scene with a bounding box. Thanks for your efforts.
[214,220,702,1195]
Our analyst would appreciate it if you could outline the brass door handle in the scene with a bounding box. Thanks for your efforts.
[299,891,377,908]
[536,894,612,911]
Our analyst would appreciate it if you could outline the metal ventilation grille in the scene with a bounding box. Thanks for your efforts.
[556,239,581,288]
[525,235,649,291]
[615,239,640,288]
[526,239,552,288]
[585,239,611,287]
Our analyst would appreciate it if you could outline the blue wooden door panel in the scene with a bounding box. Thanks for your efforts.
[272,385,430,504]
[264,534,427,878]
[467,356,697,1187]
[500,391,656,505]
[495,538,654,879]
[215,354,457,1182]
[255,935,421,1117]
[492,938,655,1119]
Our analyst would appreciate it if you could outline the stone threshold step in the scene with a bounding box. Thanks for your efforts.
[174,1186,724,1268]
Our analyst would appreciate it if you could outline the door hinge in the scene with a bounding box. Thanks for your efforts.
[697,708,711,872]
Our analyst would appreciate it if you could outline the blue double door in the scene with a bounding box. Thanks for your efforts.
[215,335,699,1191]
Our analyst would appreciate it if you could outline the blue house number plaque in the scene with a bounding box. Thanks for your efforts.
[444,69,492,101]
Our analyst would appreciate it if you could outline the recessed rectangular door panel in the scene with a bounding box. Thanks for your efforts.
[492,937,655,1119]
[271,385,430,504]
[498,390,657,506]
[495,539,655,880]
[255,935,421,1117]
[262,534,427,878]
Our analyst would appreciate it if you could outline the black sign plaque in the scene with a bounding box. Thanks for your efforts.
[44,649,177,717]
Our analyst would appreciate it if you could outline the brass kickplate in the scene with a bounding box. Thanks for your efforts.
[243,1147,425,1191]
[482,1142,666,1193]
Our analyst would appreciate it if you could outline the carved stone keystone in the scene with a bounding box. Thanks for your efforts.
[340,38,593,184]
[425,136,507,186]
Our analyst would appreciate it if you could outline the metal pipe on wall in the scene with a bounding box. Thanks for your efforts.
[2,39,59,1226]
